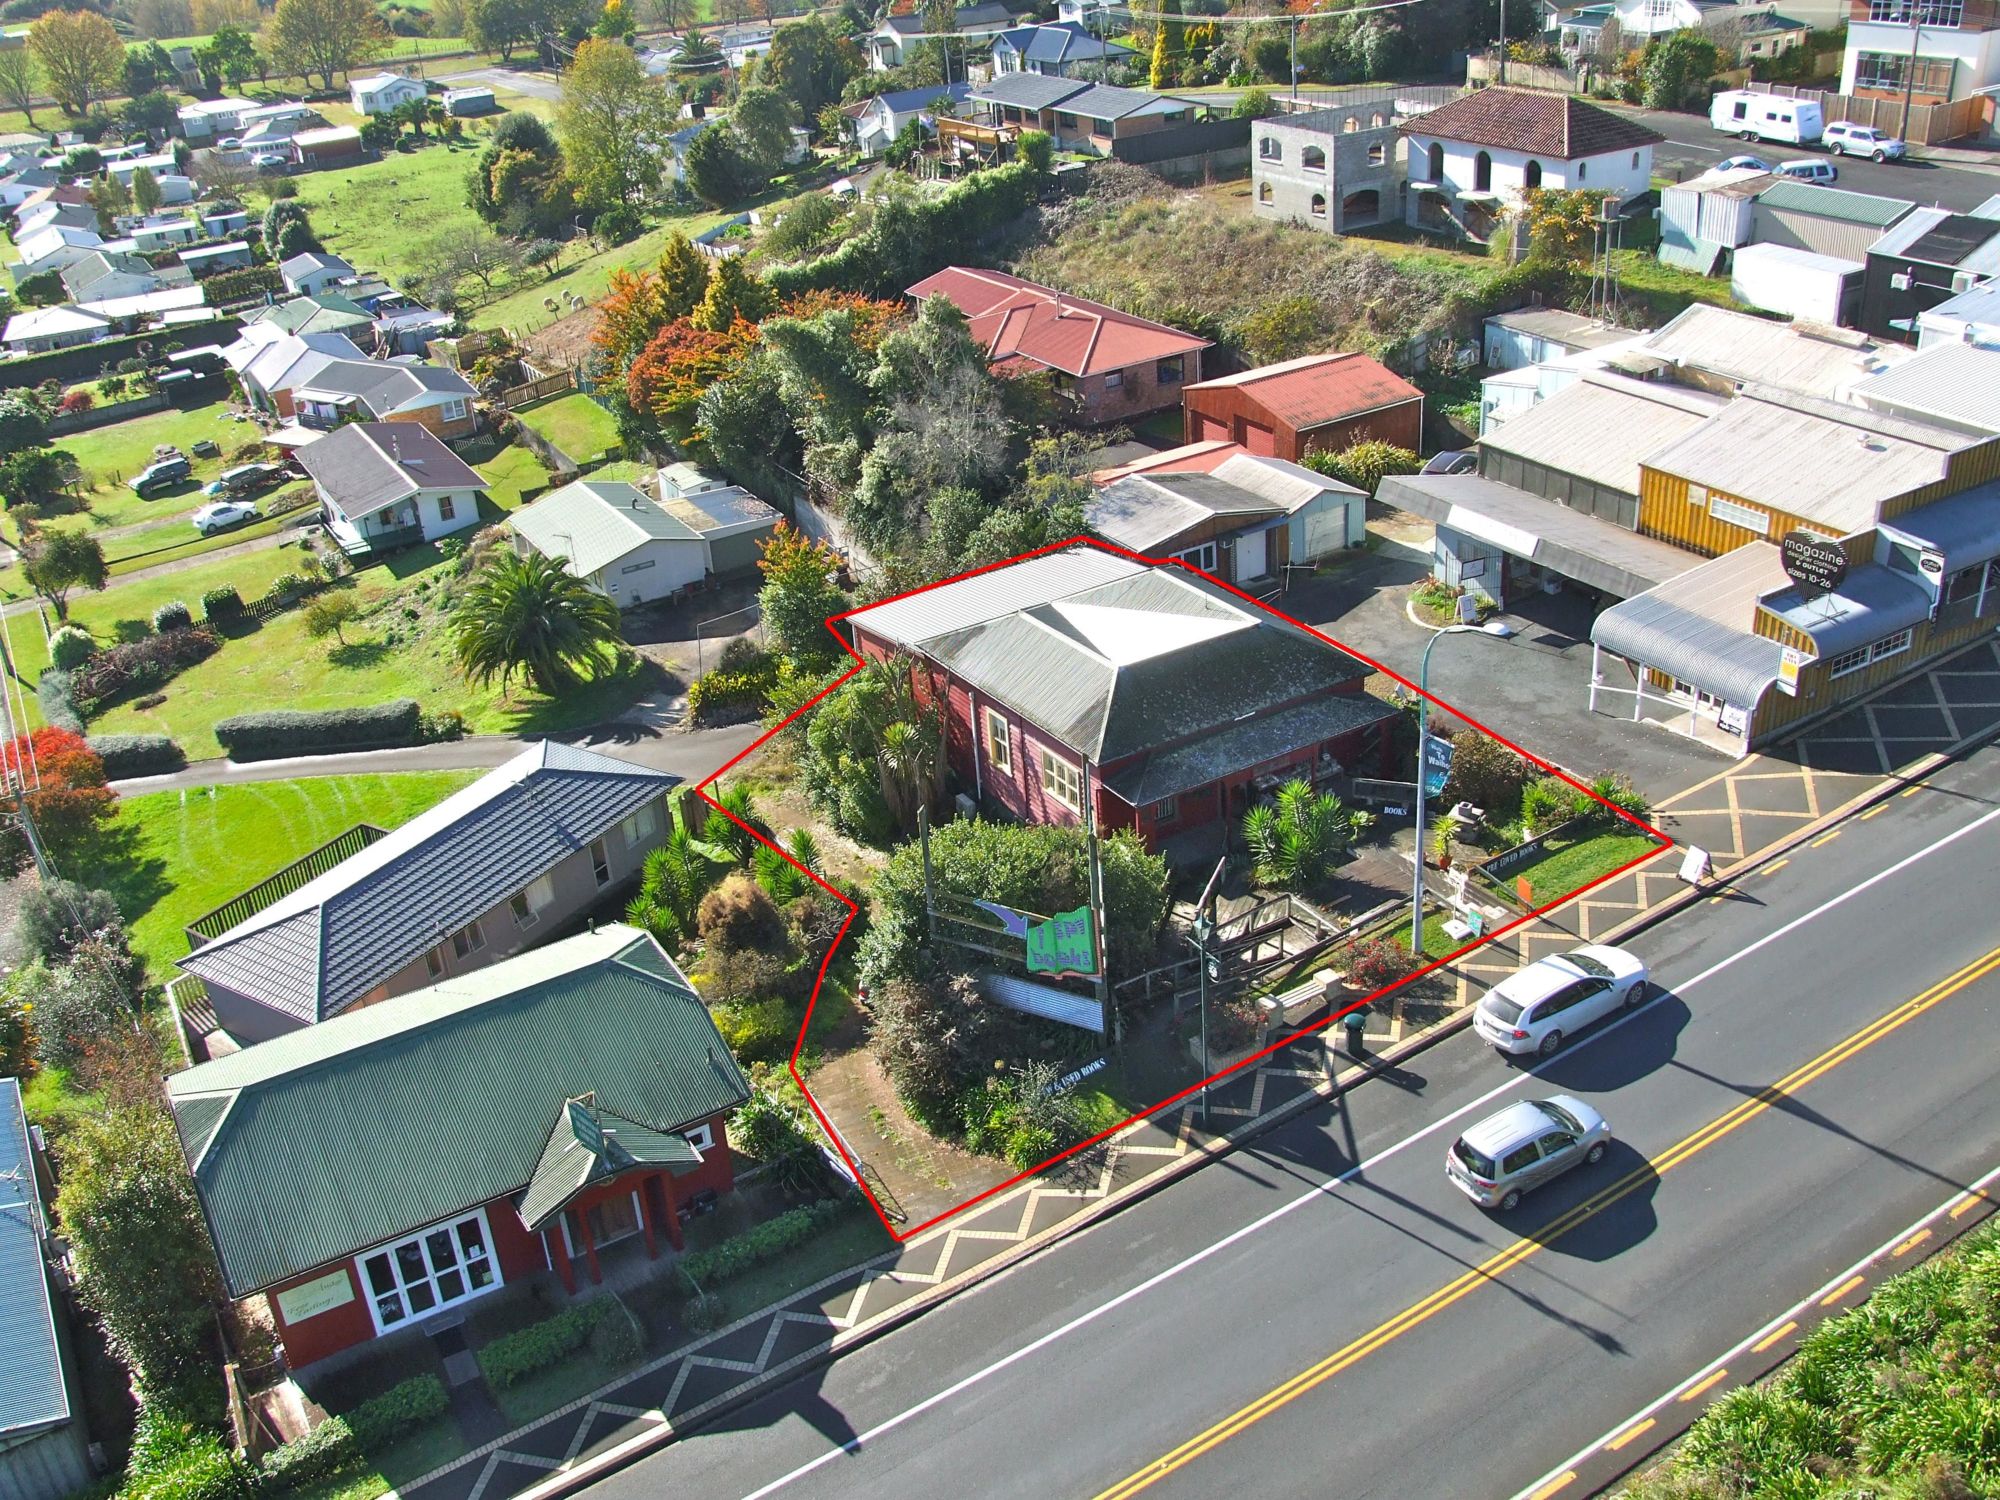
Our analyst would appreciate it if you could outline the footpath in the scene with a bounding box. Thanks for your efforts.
[393,634,2000,1500]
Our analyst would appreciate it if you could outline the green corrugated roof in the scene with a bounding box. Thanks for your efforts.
[518,1097,703,1231]
[1755,178,1914,228]
[168,926,750,1297]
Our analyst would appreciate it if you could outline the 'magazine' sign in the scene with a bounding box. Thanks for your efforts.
[1780,530,1849,596]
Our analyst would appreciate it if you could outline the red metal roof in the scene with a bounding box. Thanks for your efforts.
[908,265,1211,378]
[1183,352,1422,430]
[1092,439,1245,482]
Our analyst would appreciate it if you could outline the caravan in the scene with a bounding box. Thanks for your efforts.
[1710,89,1824,146]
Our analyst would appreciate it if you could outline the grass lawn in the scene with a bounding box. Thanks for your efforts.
[474,441,557,510]
[1612,248,1741,315]
[38,398,261,528]
[288,137,497,287]
[587,458,653,484]
[1506,828,1665,907]
[285,1418,466,1500]
[100,771,479,982]
[90,549,653,757]
[515,392,623,466]
[714,1210,896,1323]
[469,207,735,335]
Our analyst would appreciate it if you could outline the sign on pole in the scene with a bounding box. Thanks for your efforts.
[1777,646,1808,697]
[1422,734,1455,798]
[1780,530,1849,597]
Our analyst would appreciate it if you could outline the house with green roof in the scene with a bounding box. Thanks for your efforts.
[168,926,752,1369]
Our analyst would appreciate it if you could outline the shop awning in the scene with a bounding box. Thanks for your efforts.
[1878,483,2000,574]
[1592,593,1785,706]
[1378,474,1698,601]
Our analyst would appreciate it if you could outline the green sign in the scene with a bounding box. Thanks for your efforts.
[1027,906,1098,978]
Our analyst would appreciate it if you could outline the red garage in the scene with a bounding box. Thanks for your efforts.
[1181,351,1424,463]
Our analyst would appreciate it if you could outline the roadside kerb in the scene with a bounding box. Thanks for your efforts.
[415,675,2000,1500]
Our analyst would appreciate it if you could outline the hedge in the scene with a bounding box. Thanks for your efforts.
[477,1296,633,1391]
[36,669,83,734]
[203,265,285,305]
[0,318,243,390]
[345,1372,450,1449]
[201,586,243,623]
[677,1198,855,1290]
[256,1373,449,1490]
[686,661,779,724]
[257,1416,359,1491]
[88,734,187,777]
[119,1413,259,1500]
[214,699,423,761]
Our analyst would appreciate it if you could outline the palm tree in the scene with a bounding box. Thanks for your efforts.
[451,552,622,698]
[1243,779,1364,892]
[859,656,942,834]
[703,783,763,861]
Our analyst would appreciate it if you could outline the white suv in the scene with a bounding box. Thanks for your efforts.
[1823,122,1906,161]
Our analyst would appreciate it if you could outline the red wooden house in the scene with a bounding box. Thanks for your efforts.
[167,926,749,1369]
[849,547,1399,853]
[1180,351,1424,461]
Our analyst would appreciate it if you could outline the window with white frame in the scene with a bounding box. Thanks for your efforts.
[984,706,1011,773]
[1177,541,1217,572]
[441,397,467,421]
[510,873,555,928]
[1708,496,1771,536]
[1038,747,1083,811]
[684,1121,715,1152]
[361,1211,498,1331]
[1103,370,1123,390]
[1870,628,1912,663]
[622,800,660,847]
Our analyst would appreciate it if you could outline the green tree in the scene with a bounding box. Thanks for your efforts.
[129,165,162,217]
[121,39,173,95]
[625,792,732,940]
[17,879,139,976]
[1439,728,1533,818]
[690,254,775,332]
[556,37,674,209]
[21,528,106,622]
[195,23,259,89]
[56,1102,222,1416]
[269,0,387,91]
[1641,28,1719,109]
[0,397,49,454]
[1148,0,1184,88]
[28,9,124,115]
[763,15,861,118]
[451,550,623,697]
[0,48,41,127]
[1230,86,1275,119]
[1242,779,1365,891]
[303,591,360,646]
[1017,127,1053,174]
[684,119,756,208]
[1524,186,1609,266]
[756,522,847,661]
[732,83,797,176]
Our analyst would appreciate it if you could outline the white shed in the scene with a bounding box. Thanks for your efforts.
[1730,242,1863,327]
[512,479,709,607]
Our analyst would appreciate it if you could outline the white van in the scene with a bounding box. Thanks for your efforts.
[1710,89,1824,146]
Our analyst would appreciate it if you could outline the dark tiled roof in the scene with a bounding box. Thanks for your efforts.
[970,72,1091,110]
[0,1078,67,1441]
[295,422,483,520]
[1403,88,1663,159]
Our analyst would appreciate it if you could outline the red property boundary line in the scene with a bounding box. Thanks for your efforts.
[692,535,1673,1243]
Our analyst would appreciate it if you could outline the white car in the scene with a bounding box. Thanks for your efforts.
[252,152,288,170]
[1716,154,1774,173]
[1823,122,1906,161]
[1471,945,1650,1057]
[192,500,260,535]
[1774,158,1838,186]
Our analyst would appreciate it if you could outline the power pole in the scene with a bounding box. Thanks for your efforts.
[1498,0,1508,86]
[1900,7,1922,143]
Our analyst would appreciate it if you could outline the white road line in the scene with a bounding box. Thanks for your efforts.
[720,797,2000,1500]
[1509,1157,2000,1500]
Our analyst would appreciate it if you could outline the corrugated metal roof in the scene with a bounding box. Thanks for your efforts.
[1754,178,1913,227]
[1877,481,2000,571]
[512,480,704,577]
[1102,691,1399,805]
[857,547,1142,646]
[0,1077,67,1441]
[1848,341,2000,436]
[1477,371,1724,495]
[177,743,677,1024]
[1641,390,1966,532]
[168,927,750,1296]
[518,1097,703,1231]
[1184,351,1422,429]
[1212,453,1362,511]
[1592,545,1788,706]
[1089,477,1219,551]
[1639,303,1909,399]
[1484,306,1636,348]
[1759,561,1933,656]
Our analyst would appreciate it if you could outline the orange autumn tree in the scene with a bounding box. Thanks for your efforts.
[625,315,761,440]
[0,728,115,875]
[774,290,906,354]
[593,233,712,375]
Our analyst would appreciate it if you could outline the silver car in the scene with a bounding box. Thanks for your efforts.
[1446,1095,1611,1211]
[1471,944,1650,1057]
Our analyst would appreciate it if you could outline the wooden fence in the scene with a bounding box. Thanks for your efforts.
[185,822,388,949]
[509,416,579,478]
[500,369,576,409]
[1739,81,1985,145]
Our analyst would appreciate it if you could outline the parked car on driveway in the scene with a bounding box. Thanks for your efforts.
[216,461,285,494]
[1823,122,1906,161]
[1421,450,1478,476]
[192,500,260,535]
[1447,1095,1612,1211]
[252,152,288,171]
[1774,158,1838,186]
[1471,944,1651,1057]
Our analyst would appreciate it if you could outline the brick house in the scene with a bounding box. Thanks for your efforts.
[907,265,1210,424]
[1181,351,1424,461]
[167,926,750,1369]
[848,546,1398,854]
[177,741,676,1044]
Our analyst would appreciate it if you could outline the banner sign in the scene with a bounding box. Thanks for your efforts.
[974,900,1101,978]
[1422,734,1455,798]
[1777,646,1808,697]
[1046,1057,1108,1095]
[1780,530,1848,596]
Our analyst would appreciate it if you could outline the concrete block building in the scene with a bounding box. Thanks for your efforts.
[1251,103,1403,234]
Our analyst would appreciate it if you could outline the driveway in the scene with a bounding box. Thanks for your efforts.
[435,66,561,100]
[1283,519,1725,802]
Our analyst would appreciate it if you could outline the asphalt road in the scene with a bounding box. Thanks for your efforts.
[582,742,2000,1500]
[1627,102,2000,208]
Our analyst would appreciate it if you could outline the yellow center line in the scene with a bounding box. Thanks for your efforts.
[1903,782,1927,797]
[1820,1274,1866,1306]
[1605,1418,1656,1452]
[1812,831,1841,848]
[1861,805,1887,820]
[1893,1228,1932,1257]
[1752,1320,1798,1353]
[1951,1191,1989,1220]
[1526,1473,1575,1500]
[1679,1370,1730,1403]
[1090,943,2000,1500]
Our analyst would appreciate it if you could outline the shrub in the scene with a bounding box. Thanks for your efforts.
[36,669,83,734]
[681,1292,726,1333]
[697,872,790,955]
[259,1416,360,1489]
[594,205,641,244]
[70,629,219,711]
[587,1298,644,1367]
[1342,937,1412,991]
[687,657,781,725]
[419,708,466,743]
[48,625,95,670]
[271,572,306,599]
[152,600,192,633]
[214,699,423,760]
[88,734,186,777]
[16,880,131,968]
[1302,439,1420,497]
[345,1373,450,1449]
[677,1199,856,1289]
[477,1295,635,1389]
[714,998,794,1063]
[201,264,285,303]
[200,586,243,622]
[1584,771,1652,827]
[1520,774,1590,833]
[1439,730,1533,822]
[123,1428,257,1500]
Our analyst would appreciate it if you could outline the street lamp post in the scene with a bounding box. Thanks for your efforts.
[1410,620,1514,958]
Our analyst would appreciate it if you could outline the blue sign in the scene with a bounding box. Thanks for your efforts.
[1422,734,1455,798]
